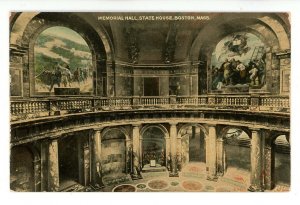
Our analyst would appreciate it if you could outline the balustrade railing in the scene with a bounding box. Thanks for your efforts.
[214,95,250,107]
[139,96,170,106]
[10,95,290,120]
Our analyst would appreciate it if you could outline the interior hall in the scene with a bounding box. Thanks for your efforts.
[10,12,290,192]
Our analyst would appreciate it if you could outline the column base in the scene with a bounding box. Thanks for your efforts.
[248,185,264,192]
[207,175,218,182]
[130,174,143,180]
[90,183,105,191]
[169,172,179,177]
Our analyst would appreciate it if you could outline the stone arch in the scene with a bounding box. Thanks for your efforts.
[218,125,252,177]
[140,124,169,139]
[178,123,208,167]
[140,124,169,167]
[10,12,113,58]
[264,131,290,190]
[101,127,127,175]
[101,126,130,141]
[269,131,290,145]
[189,14,290,62]
[10,12,115,97]
[218,125,251,140]
[178,123,208,138]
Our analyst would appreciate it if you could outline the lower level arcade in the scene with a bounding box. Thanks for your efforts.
[10,123,290,192]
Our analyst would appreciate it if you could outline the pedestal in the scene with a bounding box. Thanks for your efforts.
[54,87,80,95]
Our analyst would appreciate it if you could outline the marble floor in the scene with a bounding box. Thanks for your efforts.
[60,162,290,192]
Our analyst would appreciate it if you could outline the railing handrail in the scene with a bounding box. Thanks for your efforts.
[10,95,290,121]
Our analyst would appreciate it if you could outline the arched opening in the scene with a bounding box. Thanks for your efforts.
[34,26,93,95]
[181,125,206,165]
[222,128,251,184]
[273,135,290,187]
[211,32,266,91]
[141,126,166,169]
[10,146,35,192]
[101,129,127,184]
[179,124,207,175]
[58,135,80,190]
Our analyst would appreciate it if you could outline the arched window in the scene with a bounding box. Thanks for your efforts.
[34,26,93,95]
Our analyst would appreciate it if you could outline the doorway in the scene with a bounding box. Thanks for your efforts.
[144,77,159,96]
[181,125,206,165]
[58,136,79,190]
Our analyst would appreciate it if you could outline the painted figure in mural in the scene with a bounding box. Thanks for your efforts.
[223,34,250,57]
[236,60,247,84]
[212,66,224,90]
[49,64,62,92]
[256,58,266,85]
[212,54,266,89]
[249,64,259,85]
[222,59,232,85]
[74,67,81,85]
[59,64,72,87]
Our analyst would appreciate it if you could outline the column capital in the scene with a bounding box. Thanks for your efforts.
[132,123,141,127]
[169,121,178,126]
[90,128,103,136]
[92,127,103,132]
[206,123,217,127]
[249,127,262,132]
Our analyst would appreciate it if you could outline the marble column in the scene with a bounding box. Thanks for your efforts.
[206,124,217,181]
[248,128,264,192]
[176,134,182,172]
[40,141,48,191]
[169,122,178,177]
[205,136,209,173]
[165,135,171,170]
[131,124,142,178]
[125,138,132,174]
[264,144,274,190]
[139,135,143,167]
[47,139,59,192]
[216,138,225,176]
[91,129,103,187]
[33,157,41,192]
[77,137,84,185]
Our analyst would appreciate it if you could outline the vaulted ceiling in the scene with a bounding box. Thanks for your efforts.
[10,12,290,64]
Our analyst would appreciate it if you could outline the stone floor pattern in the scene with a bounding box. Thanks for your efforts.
[61,163,289,192]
